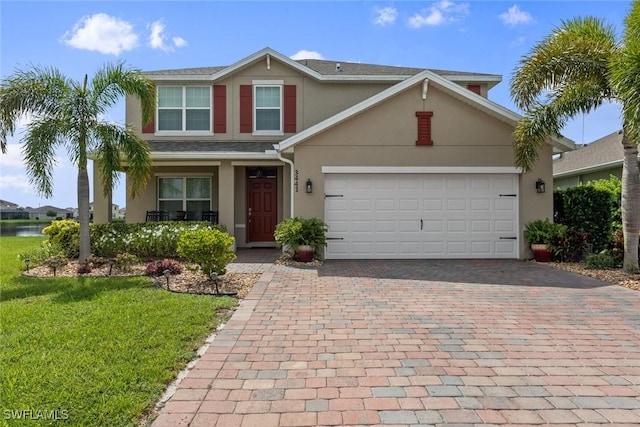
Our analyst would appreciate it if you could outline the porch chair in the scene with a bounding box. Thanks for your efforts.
[146,210,168,222]
[202,210,219,224]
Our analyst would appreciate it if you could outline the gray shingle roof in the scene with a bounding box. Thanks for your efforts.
[553,131,625,175]
[144,58,498,79]
[148,141,276,153]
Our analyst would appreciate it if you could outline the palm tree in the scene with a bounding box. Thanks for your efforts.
[510,3,640,273]
[0,63,155,262]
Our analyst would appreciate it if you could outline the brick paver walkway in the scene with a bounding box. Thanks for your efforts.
[153,252,640,426]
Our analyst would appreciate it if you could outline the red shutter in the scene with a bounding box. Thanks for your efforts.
[213,85,226,133]
[467,84,481,95]
[142,113,155,133]
[283,85,296,133]
[239,85,252,133]
[416,112,434,146]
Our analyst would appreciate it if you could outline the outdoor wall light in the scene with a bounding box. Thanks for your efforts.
[306,179,313,193]
[536,178,546,194]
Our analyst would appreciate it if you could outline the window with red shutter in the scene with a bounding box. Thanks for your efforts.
[416,112,434,146]
[213,85,226,133]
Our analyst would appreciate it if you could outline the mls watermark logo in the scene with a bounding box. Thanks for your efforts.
[3,409,69,421]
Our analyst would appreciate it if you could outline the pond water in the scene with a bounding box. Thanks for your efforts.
[0,223,48,237]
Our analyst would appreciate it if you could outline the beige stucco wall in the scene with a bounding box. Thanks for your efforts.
[290,83,554,259]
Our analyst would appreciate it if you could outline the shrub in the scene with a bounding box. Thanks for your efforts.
[550,229,589,262]
[114,253,140,273]
[553,186,613,252]
[145,259,183,276]
[524,219,567,245]
[42,220,80,259]
[274,217,328,251]
[177,228,236,276]
[19,241,67,268]
[589,175,622,232]
[585,251,617,269]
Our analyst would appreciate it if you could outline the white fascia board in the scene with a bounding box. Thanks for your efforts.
[322,166,522,174]
[145,75,215,81]
[442,74,502,90]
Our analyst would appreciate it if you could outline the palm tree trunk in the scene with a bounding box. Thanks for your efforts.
[78,167,91,262]
[621,136,640,273]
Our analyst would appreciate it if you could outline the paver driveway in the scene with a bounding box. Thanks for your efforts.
[152,252,640,426]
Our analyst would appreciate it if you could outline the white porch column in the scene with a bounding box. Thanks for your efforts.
[218,162,235,237]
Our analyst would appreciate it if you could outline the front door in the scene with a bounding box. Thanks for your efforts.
[247,168,277,243]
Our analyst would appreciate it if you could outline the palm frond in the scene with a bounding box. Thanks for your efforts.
[22,117,67,197]
[510,16,616,111]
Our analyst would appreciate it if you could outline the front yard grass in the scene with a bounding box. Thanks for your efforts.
[0,236,237,426]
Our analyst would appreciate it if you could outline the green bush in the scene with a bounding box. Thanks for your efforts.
[550,229,589,262]
[42,219,80,259]
[585,250,617,269]
[589,175,622,232]
[18,241,67,268]
[553,186,613,252]
[274,217,328,251]
[524,219,567,245]
[177,228,236,276]
[91,222,226,259]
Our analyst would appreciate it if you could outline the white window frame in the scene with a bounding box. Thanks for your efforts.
[156,175,213,212]
[253,80,283,136]
[156,86,212,136]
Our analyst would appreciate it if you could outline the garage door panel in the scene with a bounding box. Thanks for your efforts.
[325,173,518,259]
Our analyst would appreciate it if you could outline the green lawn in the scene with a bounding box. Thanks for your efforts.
[0,236,236,426]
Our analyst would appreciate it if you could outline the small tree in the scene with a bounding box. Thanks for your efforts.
[176,228,236,276]
[46,210,57,219]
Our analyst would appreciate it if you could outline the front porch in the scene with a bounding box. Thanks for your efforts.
[93,160,290,248]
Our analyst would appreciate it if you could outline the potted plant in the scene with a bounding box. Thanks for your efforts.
[274,217,328,262]
[524,218,567,262]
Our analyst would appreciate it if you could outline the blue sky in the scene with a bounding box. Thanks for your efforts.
[0,0,631,209]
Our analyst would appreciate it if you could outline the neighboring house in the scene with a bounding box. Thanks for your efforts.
[25,205,74,220]
[92,47,574,260]
[553,131,640,188]
[0,199,28,220]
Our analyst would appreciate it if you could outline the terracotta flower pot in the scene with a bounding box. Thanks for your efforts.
[531,243,553,262]
[295,245,315,262]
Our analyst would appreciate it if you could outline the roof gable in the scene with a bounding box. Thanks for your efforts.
[277,69,574,153]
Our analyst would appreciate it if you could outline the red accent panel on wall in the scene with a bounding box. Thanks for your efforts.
[467,84,481,95]
[240,85,253,133]
[283,85,296,133]
[142,114,155,133]
[213,85,227,133]
[416,111,434,146]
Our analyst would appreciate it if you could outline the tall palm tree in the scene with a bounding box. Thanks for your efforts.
[510,3,640,273]
[0,63,155,262]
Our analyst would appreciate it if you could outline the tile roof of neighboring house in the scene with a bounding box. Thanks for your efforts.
[27,205,74,214]
[553,131,635,177]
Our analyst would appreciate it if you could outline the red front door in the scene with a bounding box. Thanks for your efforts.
[247,169,277,242]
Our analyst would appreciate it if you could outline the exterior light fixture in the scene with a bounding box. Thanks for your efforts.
[536,178,546,194]
[24,257,30,272]
[163,269,171,289]
[108,258,115,276]
[50,258,59,276]
[306,179,313,193]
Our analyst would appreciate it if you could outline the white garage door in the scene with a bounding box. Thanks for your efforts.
[324,171,519,259]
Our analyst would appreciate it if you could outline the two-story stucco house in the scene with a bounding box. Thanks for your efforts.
[92,47,574,260]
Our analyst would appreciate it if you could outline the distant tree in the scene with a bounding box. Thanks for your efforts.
[0,63,155,262]
[46,210,57,218]
[510,2,640,273]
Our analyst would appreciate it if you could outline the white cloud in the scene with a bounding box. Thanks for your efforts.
[173,36,188,48]
[0,174,33,193]
[148,20,187,52]
[0,144,25,169]
[374,7,398,26]
[408,0,470,28]
[61,13,138,55]
[290,50,324,60]
[500,5,533,27]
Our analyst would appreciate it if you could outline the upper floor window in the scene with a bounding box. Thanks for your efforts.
[158,86,211,132]
[254,83,282,134]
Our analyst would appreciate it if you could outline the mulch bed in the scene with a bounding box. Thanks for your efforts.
[544,261,640,291]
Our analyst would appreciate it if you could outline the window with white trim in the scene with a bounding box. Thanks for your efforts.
[157,86,211,132]
[158,177,211,220]
[254,85,282,133]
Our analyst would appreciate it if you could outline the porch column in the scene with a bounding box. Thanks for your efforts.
[92,161,110,224]
[218,162,235,237]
